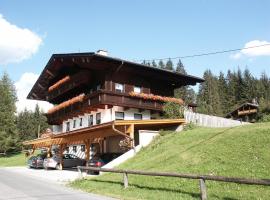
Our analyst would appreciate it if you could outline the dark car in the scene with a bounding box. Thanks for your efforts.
[88,153,122,175]
[28,153,47,169]
[88,157,105,175]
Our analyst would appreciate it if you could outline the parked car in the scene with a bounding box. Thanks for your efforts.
[43,154,86,170]
[87,153,122,175]
[88,157,105,175]
[28,153,47,169]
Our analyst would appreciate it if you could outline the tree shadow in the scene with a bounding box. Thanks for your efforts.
[88,178,200,198]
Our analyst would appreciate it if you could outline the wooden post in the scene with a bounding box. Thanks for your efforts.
[127,124,135,148]
[78,167,83,179]
[47,146,51,158]
[123,172,128,188]
[30,148,36,155]
[199,179,207,200]
[84,139,92,167]
[59,144,64,170]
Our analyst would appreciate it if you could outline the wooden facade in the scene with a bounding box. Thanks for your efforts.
[225,103,259,122]
[24,52,203,169]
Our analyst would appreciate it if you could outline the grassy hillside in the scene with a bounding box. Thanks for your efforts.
[71,123,270,200]
[0,153,28,167]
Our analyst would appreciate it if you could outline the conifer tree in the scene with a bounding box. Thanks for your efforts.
[165,59,173,70]
[197,70,222,115]
[218,72,229,115]
[0,72,19,154]
[17,104,49,141]
[174,59,196,104]
[158,60,165,69]
[175,59,186,74]
[151,60,157,68]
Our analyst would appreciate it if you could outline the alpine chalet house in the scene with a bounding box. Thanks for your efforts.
[24,50,203,169]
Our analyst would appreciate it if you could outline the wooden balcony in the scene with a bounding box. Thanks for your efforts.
[48,71,90,103]
[47,90,164,125]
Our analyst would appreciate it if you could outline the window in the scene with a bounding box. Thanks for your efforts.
[73,146,77,153]
[96,84,101,90]
[134,86,141,93]
[65,147,69,153]
[115,83,124,93]
[115,112,124,120]
[88,115,93,126]
[81,145,85,152]
[66,122,70,132]
[73,119,76,128]
[134,113,143,120]
[96,113,101,124]
[79,118,83,126]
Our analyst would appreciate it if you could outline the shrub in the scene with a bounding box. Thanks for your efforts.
[183,122,196,131]
[163,102,184,119]
[259,114,270,122]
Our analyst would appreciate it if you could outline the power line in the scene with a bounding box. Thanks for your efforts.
[134,43,270,63]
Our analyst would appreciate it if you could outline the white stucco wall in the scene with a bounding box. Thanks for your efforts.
[59,106,151,133]
[138,130,159,147]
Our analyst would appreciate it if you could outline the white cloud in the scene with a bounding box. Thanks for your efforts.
[15,72,53,113]
[0,14,42,65]
[231,40,270,59]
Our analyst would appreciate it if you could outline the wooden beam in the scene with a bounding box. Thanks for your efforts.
[238,109,257,116]
[114,119,185,126]
[59,144,65,170]
[84,139,92,166]
[46,69,54,77]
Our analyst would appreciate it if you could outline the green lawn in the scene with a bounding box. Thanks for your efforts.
[71,122,270,200]
[0,153,28,167]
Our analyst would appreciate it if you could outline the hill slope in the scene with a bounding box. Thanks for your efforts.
[71,123,270,200]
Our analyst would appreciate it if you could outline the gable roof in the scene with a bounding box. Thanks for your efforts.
[225,102,259,117]
[27,52,204,101]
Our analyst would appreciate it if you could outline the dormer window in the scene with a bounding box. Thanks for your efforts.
[115,83,124,93]
[134,86,141,93]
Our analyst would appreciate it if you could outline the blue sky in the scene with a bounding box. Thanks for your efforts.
[0,0,270,111]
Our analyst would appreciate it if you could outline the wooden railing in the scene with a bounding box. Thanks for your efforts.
[77,166,270,200]
[47,90,164,124]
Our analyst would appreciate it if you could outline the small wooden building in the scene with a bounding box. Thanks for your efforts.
[225,103,259,122]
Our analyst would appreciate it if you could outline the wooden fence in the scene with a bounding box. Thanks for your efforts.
[77,166,270,200]
[184,110,249,128]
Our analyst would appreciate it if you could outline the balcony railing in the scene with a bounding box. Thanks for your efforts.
[47,90,165,124]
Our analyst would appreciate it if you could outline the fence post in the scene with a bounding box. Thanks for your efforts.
[123,172,128,188]
[199,179,207,200]
[78,167,83,179]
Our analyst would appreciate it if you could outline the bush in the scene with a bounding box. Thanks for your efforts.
[163,102,184,119]
[183,122,196,131]
[259,114,270,122]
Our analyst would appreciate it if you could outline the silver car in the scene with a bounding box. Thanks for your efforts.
[43,154,86,170]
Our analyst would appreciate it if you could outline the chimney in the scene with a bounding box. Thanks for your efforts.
[96,49,108,56]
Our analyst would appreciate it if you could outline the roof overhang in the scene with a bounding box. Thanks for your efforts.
[23,119,185,148]
[27,53,204,101]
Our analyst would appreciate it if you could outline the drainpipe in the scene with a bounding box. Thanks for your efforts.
[112,122,133,140]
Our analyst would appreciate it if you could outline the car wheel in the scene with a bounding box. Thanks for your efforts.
[56,164,61,170]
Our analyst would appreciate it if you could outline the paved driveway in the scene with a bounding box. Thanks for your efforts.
[0,167,116,200]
